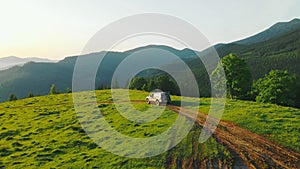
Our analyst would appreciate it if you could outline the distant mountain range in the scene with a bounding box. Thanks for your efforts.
[0,56,55,70]
[0,18,299,102]
[0,46,197,101]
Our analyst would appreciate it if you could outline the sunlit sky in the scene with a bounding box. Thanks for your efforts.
[0,0,300,60]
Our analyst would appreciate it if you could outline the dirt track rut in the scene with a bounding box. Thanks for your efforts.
[167,105,300,169]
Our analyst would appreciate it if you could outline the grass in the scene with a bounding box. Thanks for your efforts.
[0,90,230,168]
[0,89,299,168]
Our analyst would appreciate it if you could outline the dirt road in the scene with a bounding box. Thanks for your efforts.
[167,105,300,169]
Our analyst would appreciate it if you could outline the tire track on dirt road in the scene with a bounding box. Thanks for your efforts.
[166,105,300,169]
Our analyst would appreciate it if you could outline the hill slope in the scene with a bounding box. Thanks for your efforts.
[214,26,300,81]
[0,90,231,168]
[156,26,300,102]
[0,90,299,168]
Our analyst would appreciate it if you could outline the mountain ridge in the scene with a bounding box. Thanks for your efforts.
[0,56,56,70]
[233,18,300,45]
[0,18,300,102]
[0,45,198,101]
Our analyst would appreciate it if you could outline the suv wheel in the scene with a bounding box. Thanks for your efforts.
[156,100,160,106]
[146,99,150,104]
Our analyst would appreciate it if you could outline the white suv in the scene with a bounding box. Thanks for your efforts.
[146,92,171,106]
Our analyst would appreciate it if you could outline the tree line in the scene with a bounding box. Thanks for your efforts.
[128,53,300,108]
[6,53,300,108]
[7,84,72,101]
[128,75,180,95]
[211,53,300,107]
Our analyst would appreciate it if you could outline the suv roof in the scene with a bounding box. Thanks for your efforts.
[151,92,167,94]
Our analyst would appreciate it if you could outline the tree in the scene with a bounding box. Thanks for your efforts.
[49,84,58,95]
[155,75,179,95]
[147,79,157,92]
[212,53,251,99]
[296,84,300,108]
[141,84,148,91]
[66,88,72,93]
[111,78,119,89]
[97,84,104,90]
[97,83,110,90]
[28,92,34,98]
[8,94,18,101]
[129,77,147,90]
[253,70,298,106]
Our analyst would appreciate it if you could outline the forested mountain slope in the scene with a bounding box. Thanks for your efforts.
[0,46,196,102]
[0,19,299,102]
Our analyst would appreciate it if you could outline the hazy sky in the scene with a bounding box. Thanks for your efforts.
[0,0,300,59]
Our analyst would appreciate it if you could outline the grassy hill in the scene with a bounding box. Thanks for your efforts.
[0,90,229,168]
[0,90,299,168]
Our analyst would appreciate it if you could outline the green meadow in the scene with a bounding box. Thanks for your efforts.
[0,90,229,168]
[0,89,299,168]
